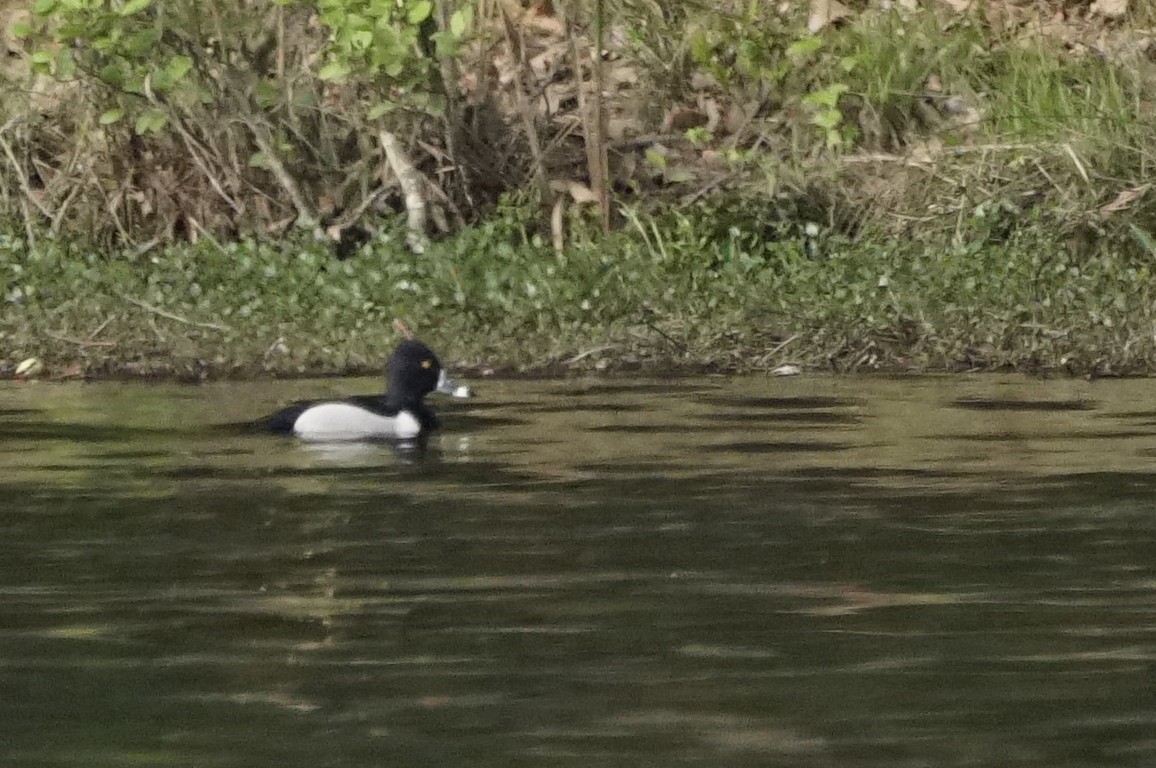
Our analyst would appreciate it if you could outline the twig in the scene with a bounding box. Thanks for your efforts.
[766,334,800,358]
[551,196,566,256]
[590,0,610,232]
[275,2,285,80]
[87,316,113,341]
[17,197,35,251]
[842,152,962,188]
[45,331,116,348]
[1063,142,1091,187]
[148,316,166,343]
[0,130,54,220]
[681,172,734,207]
[380,130,428,253]
[393,319,416,339]
[133,235,165,257]
[608,133,684,151]
[499,6,548,198]
[1031,157,1067,200]
[542,114,582,156]
[643,317,687,355]
[251,127,315,225]
[119,293,233,332]
[436,0,476,211]
[93,168,131,243]
[844,143,1058,165]
[187,217,225,251]
[329,186,386,231]
[172,117,244,214]
[49,180,85,237]
[561,3,598,211]
[419,170,467,230]
[725,100,764,153]
[564,343,618,365]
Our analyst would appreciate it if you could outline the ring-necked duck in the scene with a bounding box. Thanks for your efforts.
[264,338,470,441]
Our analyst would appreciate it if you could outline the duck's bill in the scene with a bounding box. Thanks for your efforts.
[436,370,473,398]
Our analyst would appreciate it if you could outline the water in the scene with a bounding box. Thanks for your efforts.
[2,374,1155,767]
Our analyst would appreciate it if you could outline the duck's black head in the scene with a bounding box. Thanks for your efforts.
[385,339,444,408]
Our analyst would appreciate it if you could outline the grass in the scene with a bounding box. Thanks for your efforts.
[4,192,1156,378]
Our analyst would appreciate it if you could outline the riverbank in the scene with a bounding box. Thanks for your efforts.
[3,193,1155,381]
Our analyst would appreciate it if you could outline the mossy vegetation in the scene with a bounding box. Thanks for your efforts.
[5,193,1156,377]
[1,0,1155,377]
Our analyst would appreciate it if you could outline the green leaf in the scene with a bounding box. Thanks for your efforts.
[99,62,126,87]
[812,108,842,130]
[318,60,351,81]
[122,71,149,96]
[664,166,696,184]
[644,149,667,169]
[689,30,711,65]
[351,29,373,50]
[685,126,713,146]
[30,50,53,66]
[431,30,458,58]
[166,55,192,80]
[367,102,393,120]
[424,93,445,116]
[253,79,280,108]
[54,48,75,79]
[344,12,369,31]
[151,69,174,93]
[449,6,472,38]
[290,89,318,108]
[1129,224,1156,257]
[10,22,31,39]
[99,108,124,125]
[803,83,849,109]
[120,0,152,16]
[786,35,822,59]
[407,0,433,25]
[124,28,161,55]
[133,108,168,135]
[32,0,57,16]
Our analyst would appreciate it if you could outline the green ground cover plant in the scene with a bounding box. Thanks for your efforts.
[4,191,1156,377]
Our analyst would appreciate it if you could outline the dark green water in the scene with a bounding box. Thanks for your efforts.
[2,374,1155,767]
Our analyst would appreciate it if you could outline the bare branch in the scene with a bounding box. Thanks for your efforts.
[119,293,233,332]
[379,130,428,253]
[251,127,316,225]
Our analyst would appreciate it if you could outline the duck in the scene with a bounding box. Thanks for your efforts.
[264,338,470,441]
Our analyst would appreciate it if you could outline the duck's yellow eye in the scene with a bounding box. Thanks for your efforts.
[421,359,432,369]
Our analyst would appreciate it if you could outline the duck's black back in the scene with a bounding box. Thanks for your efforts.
[256,395,400,434]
